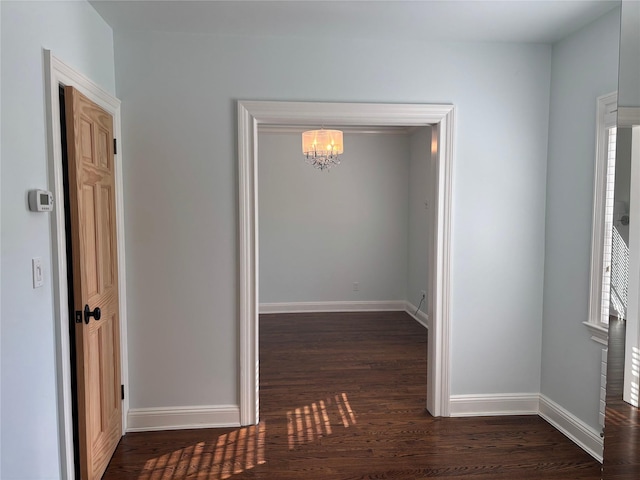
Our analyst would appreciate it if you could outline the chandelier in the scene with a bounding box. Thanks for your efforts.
[302,129,344,171]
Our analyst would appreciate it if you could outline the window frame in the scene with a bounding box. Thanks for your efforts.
[585,92,618,345]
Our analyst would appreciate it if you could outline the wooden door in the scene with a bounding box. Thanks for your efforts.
[65,86,122,479]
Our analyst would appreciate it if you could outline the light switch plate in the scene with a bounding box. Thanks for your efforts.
[32,257,44,288]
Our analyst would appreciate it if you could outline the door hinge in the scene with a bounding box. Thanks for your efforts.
[75,310,83,324]
[121,385,125,400]
[113,138,117,155]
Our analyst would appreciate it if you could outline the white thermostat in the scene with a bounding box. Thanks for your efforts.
[28,189,54,212]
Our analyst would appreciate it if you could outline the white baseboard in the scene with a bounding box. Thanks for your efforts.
[259,300,406,314]
[538,395,603,462]
[127,405,240,432]
[405,302,429,329]
[449,393,540,417]
[259,300,429,332]
[450,394,602,462]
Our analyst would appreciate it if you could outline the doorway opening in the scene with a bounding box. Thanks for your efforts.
[58,84,82,479]
[237,101,455,425]
[255,124,433,433]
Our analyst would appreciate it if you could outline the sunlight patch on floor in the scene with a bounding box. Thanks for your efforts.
[137,423,266,480]
[605,404,640,426]
[631,346,640,406]
[135,393,358,477]
[287,392,357,450]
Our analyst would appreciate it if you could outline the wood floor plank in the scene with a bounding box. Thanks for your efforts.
[103,311,601,479]
[603,318,640,479]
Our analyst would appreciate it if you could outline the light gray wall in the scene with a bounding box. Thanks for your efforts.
[541,7,621,431]
[259,131,410,304]
[0,3,3,473]
[407,128,432,311]
[0,1,115,478]
[618,0,640,108]
[114,30,551,410]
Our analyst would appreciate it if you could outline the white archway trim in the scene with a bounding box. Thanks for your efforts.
[237,101,455,424]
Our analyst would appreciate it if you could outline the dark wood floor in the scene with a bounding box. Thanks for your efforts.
[103,311,601,479]
[603,318,640,479]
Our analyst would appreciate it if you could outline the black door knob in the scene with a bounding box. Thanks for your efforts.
[84,304,101,324]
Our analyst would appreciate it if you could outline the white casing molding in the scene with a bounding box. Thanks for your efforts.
[586,91,617,345]
[259,301,407,314]
[238,101,455,425]
[583,322,609,346]
[618,106,640,127]
[624,124,640,407]
[45,51,129,480]
[449,394,540,417]
[538,395,603,462]
[127,406,240,432]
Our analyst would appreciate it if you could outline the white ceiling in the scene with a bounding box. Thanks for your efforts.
[90,0,620,44]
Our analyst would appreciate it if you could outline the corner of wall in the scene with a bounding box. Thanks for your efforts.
[540,3,621,436]
[539,395,603,462]
[447,393,603,462]
[406,127,431,314]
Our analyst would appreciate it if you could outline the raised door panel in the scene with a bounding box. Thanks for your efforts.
[65,86,122,480]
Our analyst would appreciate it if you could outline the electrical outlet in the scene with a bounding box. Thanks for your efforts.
[353,282,359,292]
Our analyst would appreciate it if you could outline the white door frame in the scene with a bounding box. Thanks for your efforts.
[237,101,455,424]
[621,107,640,407]
[44,50,129,480]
